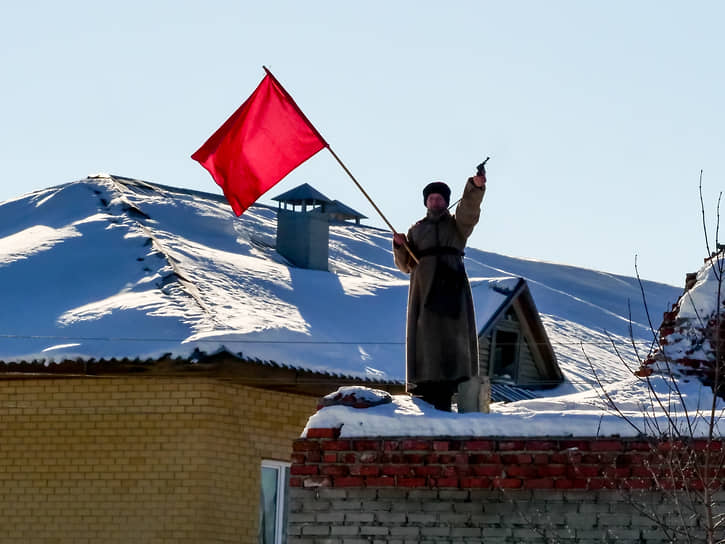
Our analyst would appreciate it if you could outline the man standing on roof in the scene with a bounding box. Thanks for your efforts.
[393,169,486,411]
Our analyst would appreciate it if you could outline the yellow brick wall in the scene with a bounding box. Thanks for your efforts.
[0,376,318,543]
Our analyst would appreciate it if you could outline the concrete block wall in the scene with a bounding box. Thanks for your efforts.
[289,487,675,543]
[0,376,316,543]
[288,430,725,543]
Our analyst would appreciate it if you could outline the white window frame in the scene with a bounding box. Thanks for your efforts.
[260,460,290,544]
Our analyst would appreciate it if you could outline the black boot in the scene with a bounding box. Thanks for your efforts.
[416,382,455,412]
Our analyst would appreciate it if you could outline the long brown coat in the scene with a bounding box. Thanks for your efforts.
[393,178,485,390]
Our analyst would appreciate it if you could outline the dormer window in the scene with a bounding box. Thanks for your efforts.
[476,278,563,402]
[492,329,519,381]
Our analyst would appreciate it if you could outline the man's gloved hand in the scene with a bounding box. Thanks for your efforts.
[393,232,407,247]
[473,157,489,187]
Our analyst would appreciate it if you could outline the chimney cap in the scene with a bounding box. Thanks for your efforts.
[272,183,332,206]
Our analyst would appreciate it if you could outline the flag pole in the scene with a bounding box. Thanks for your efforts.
[325,146,419,264]
[262,66,418,264]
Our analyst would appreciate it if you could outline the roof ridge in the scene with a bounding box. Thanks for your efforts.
[105,175,215,321]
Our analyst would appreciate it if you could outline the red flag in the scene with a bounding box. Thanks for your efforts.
[192,69,328,216]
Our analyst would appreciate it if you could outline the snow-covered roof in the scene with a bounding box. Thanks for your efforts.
[472,277,522,333]
[315,199,367,221]
[0,175,683,396]
[643,252,725,385]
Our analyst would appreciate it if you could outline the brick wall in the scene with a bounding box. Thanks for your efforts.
[288,430,725,543]
[0,376,316,542]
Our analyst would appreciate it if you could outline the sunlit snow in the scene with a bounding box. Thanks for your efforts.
[305,378,725,438]
[0,175,684,395]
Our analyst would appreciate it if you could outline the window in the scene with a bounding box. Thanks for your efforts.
[492,329,519,380]
[259,461,290,544]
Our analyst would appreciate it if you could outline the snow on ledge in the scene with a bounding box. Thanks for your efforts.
[302,381,725,439]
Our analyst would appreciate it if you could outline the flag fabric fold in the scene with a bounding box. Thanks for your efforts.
[192,70,328,216]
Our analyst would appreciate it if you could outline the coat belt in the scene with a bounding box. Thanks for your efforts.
[416,246,465,258]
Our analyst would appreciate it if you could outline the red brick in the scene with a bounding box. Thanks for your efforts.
[291,453,307,464]
[506,465,539,478]
[334,476,365,487]
[342,453,357,464]
[323,453,338,463]
[603,467,631,479]
[359,452,379,463]
[492,478,522,489]
[398,477,427,487]
[289,477,303,487]
[414,466,442,477]
[401,439,431,451]
[303,476,332,488]
[630,466,654,478]
[382,465,415,477]
[441,466,470,478]
[626,441,654,452]
[656,441,683,452]
[536,465,567,477]
[453,465,472,476]
[382,453,403,463]
[350,465,381,477]
[626,453,647,465]
[460,477,491,488]
[580,454,600,464]
[623,478,652,490]
[291,465,318,476]
[693,440,723,451]
[588,478,616,490]
[498,441,526,451]
[353,440,382,451]
[516,454,534,464]
[433,440,451,451]
[455,453,470,465]
[321,440,352,451]
[583,452,617,464]
[464,440,494,451]
[525,440,558,451]
[551,452,581,464]
[383,440,400,451]
[533,454,550,465]
[404,454,426,464]
[560,440,591,451]
[470,453,501,464]
[590,440,624,452]
[321,465,349,477]
[472,465,504,477]
[366,476,396,487]
[569,466,600,478]
[307,427,341,439]
[524,478,555,489]
[293,440,320,452]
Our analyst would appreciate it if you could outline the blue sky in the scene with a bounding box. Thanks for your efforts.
[2,1,724,287]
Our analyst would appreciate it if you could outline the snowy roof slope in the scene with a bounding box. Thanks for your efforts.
[470,277,520,333]
[0,175,683,392]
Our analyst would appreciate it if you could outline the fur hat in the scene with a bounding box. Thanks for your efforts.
[423,181,451,206]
